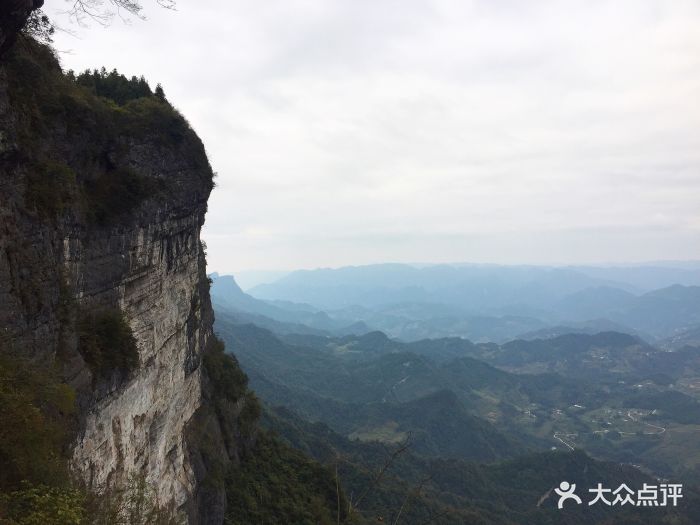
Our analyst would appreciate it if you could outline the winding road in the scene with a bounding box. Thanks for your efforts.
[627,410,666,434]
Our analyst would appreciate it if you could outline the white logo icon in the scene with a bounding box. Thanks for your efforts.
[555,481,582,509]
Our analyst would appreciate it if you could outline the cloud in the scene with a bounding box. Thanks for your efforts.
[52,0,700,271]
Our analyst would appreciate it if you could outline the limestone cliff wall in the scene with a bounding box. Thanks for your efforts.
[0,36,215,514]
[67,203,213,507]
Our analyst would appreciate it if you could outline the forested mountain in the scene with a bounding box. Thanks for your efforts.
[264,406,700,525]
[209,306,700,523]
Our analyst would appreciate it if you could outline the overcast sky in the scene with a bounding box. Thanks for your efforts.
[51,0,700,272]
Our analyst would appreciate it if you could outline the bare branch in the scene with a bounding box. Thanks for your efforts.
[62,0,172,26]
[22,9,55,44]
[335,461,342,525]
[392,474,433,525]
[351,432,412,512]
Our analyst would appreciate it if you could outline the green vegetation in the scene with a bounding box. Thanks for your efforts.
[213,310,700,522]
[83,167,163,226]
[203,336,261,437]
[0,483,85,525]
[213,320,534,462]
[0,348,184,524]
[2,36,210,227]
[225,433,349,525]
[24,161,77,219]
[185,336,254,495]
[265,406,696,525]
[0,353,75,492]
[204,337,251,406]
[77,309,139,381]
[623,390,700,425]
[185,336,354,523]
[73,68,155,106]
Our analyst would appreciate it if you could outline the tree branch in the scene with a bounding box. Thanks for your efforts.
[351,432,412,512]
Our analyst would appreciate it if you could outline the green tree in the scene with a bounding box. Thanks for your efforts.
[154,83,166,101]
[0,353,76,491]
[21,10,54,44]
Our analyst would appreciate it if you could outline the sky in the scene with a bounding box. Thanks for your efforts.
[50,0,700,273]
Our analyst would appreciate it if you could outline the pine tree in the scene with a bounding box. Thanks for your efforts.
[154,84,166,102]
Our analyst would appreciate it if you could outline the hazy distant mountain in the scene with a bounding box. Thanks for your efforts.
[211,274,288,317]
[210,274,369,336]
[246,264,700,342]
[248,263,633,311]
[554,286,637,320]
[571,264,700,292]
[213,309,331,337]
[231,269,291,290]
[517,318,648,341]
[543,284,700,340]
[608,284,700,337]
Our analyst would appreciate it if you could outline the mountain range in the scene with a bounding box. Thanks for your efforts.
[211,265,700,343]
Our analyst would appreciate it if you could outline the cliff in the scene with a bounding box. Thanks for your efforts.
[0,33,348,525]
[0,0,42,55]
[0,36,215,514]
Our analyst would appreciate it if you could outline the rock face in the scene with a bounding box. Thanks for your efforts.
[0,0,42,56]
[0,37,215,513]
[67,208,213,507]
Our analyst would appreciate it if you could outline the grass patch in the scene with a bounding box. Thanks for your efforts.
[348,420,408,444]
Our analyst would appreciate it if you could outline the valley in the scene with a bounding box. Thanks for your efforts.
[208,267,700,522]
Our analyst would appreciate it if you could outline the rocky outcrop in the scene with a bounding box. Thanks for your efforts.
[0,37,215,514]
[0,0,42,56]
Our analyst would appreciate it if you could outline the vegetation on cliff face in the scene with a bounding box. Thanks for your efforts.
[186,336,355,524]
[77,309,139,382]
[0,353,76,493]
[224,433,351,525]
[0,35,207,523]
[3,36,209,226]
[0,350,183,524]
